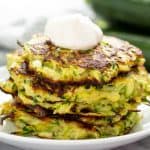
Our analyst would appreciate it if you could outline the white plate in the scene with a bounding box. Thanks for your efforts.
[0,66,150,150]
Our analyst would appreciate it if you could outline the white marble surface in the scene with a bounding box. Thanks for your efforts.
[0,136,150,150]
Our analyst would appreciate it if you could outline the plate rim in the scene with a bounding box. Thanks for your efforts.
[0,127,150,145]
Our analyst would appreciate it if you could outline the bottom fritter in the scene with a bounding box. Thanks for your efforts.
[0,102,140,139]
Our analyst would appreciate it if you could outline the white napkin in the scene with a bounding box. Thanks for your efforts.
[0,16,47,50]
[0,0,95,50]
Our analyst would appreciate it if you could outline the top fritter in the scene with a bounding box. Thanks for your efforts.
[7,35,144,85]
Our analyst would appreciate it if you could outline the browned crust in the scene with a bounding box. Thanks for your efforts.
[10,101,138,131]
[11,61,138,88]
[11,34,145,86]
[10,101,100,130]
[13,96,139,118]
[13,96,115,118]
[13,101,111,128]
[27,35,143,70]
[10,62,142,98]
[7,35,144,87]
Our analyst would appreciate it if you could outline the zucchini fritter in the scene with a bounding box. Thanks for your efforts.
[0,102,139,139]
[0,35,149,139]
[7,35,144,85]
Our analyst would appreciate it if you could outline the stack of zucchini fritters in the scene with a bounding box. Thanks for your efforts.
[0,35,150,139]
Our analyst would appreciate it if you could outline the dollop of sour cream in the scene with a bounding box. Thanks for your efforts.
[44,14,103,50]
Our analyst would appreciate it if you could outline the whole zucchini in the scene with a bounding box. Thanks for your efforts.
[87,0,150,28]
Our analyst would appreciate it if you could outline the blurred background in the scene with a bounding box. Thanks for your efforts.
[0,0,150,70]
